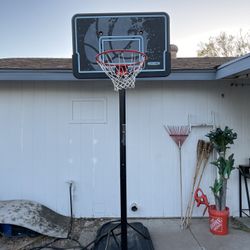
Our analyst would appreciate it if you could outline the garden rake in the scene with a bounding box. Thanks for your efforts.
[164,125,190,227]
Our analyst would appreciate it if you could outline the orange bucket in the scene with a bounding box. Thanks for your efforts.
[208,205,229,235]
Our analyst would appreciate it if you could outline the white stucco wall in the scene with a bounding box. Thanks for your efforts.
[0,80,249,218]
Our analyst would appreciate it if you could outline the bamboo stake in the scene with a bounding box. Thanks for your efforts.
[185,142,213,227]
[182,140,205,227]
[195,142,213,189]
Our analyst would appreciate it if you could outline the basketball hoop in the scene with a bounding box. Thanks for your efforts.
[96,49,147,91]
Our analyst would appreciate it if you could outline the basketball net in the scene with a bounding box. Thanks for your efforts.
[96,49,147,91]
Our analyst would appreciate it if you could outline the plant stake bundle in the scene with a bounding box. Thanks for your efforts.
[182,140,213,228]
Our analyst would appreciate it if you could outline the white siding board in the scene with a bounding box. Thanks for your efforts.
[126,82,250,217]
[0,80,249,217]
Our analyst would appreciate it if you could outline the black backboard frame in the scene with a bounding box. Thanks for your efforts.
[72,12,171,79]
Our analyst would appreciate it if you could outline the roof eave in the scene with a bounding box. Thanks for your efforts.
[216,53,250,79]
[0,69,216,81]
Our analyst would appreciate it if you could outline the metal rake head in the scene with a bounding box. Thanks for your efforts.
[164,125,190,147]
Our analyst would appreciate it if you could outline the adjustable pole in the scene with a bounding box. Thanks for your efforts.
[119,89,128,250]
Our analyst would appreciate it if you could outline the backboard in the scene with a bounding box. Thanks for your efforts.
[72,12,171,79]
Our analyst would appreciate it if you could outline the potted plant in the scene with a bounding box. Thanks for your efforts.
[206,126,237,235]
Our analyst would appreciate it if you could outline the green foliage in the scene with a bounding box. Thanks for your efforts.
[206,126,237,210]
[206,126,237,155]
[210,178,222,198]
[211,154,235,179]
[197,30,250,57]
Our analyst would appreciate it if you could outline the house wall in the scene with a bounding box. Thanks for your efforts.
[0,80,249,218]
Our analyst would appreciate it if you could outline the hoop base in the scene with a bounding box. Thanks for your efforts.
[94,221,154,250]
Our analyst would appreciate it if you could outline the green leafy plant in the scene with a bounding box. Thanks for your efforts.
[206,126,237,211]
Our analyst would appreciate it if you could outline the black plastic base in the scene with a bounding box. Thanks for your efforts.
[94,221,154,250]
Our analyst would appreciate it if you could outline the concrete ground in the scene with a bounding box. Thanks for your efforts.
[135,218,250,250]
[78,217,250,250]
[0,217,250,249]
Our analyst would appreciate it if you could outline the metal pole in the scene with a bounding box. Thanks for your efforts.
[178,143,183,226]
[244,176,250,216]
[239,167,242,217]
[119,89,128,250]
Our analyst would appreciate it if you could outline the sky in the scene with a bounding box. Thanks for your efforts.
[0,0,249,58]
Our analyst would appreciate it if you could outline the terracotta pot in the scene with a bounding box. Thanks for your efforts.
[208,205,229,235]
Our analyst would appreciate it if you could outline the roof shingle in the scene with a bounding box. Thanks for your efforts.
[0,57,235,71]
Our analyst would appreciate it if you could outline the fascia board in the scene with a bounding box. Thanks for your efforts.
[216,53,250,79]
[0,69,216,82]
